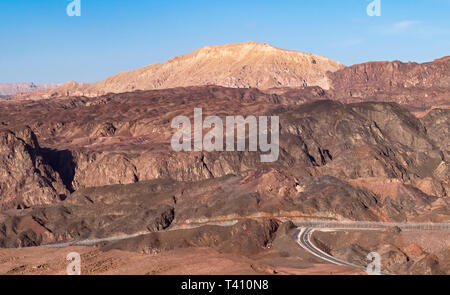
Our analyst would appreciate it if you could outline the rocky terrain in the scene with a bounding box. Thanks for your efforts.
[0,83,449,274]
[328,56,450,110]
[0,43,449,275]
[0,82,58,97]
[0,127,68,211]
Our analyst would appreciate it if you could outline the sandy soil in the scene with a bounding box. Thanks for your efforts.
[0,245,360,275]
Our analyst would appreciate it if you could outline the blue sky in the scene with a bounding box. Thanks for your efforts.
[1,0,449,84]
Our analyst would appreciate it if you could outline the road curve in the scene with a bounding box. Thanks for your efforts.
[295,228,364,270]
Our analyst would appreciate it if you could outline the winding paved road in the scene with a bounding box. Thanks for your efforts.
[295,228,365,270]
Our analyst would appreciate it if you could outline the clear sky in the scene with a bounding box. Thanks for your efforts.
[1,0,449,84]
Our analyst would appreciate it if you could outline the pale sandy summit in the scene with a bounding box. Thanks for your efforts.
[42,41,344,98]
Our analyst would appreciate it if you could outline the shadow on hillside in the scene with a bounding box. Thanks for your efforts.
[41,148,76,193]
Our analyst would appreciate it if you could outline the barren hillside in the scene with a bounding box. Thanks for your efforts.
[25,42,343,98]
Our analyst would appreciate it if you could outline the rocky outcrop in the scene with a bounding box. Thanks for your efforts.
[0,127,68,210]
[328,57,450,109]
[421,108,450,153]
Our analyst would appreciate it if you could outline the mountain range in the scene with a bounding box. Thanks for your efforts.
[11,42,450,112]
[38,42,343,98]
[0,42,449,275]
[0,82,58,97]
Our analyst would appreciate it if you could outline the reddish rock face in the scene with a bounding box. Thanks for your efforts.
[327,57,450,109]
[0,127,68,210]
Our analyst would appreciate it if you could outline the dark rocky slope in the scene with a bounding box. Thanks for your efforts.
[0,127,68,210]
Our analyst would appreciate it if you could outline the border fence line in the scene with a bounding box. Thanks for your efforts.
[292,220,450,230]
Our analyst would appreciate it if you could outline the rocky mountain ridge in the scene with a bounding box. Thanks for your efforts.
[328,56,450,109]
[9,42,449,112]
[0,87,448,247]
[12,42,344,99]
